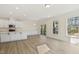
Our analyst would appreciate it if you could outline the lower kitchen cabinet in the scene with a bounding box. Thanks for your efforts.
[1,33,9,42]
[0,32,27,42]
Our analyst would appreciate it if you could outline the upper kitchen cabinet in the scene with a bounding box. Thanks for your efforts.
[8,18,16,25]
[15,21,23,28]
[0,19,9,28]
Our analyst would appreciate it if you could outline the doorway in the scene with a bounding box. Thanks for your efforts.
[40,24,46,35]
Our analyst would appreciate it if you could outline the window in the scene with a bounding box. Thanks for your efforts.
[68,17,79,36]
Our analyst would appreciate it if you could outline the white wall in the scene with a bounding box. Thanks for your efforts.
[22,20,39,35]
[37,9,79,42]
[37,17,70,42]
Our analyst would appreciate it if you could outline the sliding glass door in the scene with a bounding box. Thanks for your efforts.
[67,17,79,36]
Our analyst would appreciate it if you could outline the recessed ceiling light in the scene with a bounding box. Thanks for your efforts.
[16,7,19,10]
[9,12,13,15]
[33,24,36,26]
[44,4,51,8]
[48,16,52,18]
[24,14,26,16]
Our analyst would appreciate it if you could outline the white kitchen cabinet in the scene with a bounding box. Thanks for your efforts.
[8,19,16,25]
[3,20,9,27]
[0,32,27,42]
[15,21,23,28]
[0,20,9,28]
[21,32,27,39]
[0,19,23,28]
[16,32,21,40]
[9,32,16,41]
[0,20,5,27]
[1,33,9,42]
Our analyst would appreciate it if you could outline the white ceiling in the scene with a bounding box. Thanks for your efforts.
[0,4,79,20]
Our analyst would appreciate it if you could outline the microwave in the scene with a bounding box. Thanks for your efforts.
[9,24,15,28]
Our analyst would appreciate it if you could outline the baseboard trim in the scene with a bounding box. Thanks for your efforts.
[46,36,68,43]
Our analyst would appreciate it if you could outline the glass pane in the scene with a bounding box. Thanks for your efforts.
[68,17,79,36]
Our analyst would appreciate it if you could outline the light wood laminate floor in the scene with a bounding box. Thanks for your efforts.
[1,35,79,54]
